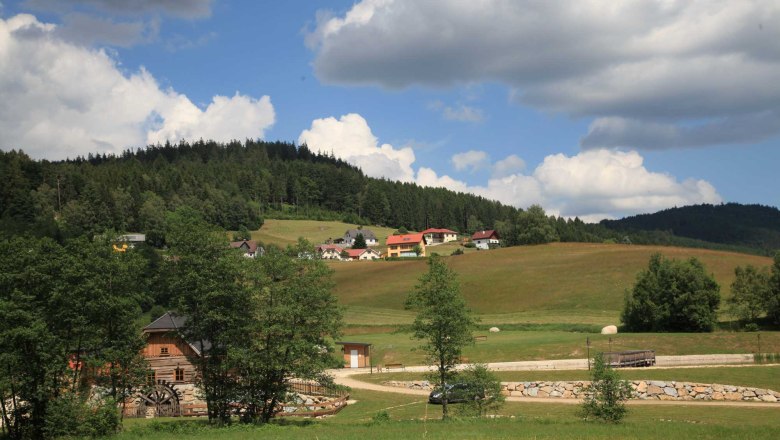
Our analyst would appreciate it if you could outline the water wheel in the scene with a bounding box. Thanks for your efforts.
[138,380,181,417]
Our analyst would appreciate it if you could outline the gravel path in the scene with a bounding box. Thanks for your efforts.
[330,355,780,408]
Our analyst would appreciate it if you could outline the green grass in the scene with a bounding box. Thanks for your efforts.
[117,388,780,439]
[331,242,773,325]
[358,365,780,392]
[340,330,780,366]
[251,219,400,247]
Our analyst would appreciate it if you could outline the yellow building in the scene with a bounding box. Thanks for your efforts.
[386,233,426,257]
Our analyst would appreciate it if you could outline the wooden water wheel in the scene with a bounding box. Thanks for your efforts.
[138,380,181,417]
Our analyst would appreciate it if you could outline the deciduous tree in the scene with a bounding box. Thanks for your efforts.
[405,256,477,419]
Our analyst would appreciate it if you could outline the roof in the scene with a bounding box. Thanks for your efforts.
[386,233,425,245]
[422,228,457,235]
[316,244,343,252]
[335,341,372,346]
[144,312,211,356]
[344,229,377,240]
[344,248,379,257]
[471,230,499,240]
[229,239,258,253]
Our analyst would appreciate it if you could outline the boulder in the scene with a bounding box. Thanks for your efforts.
[489,327,500,333]
[600,325,618,335]
[647,385,664,395]
[760,394,777,403]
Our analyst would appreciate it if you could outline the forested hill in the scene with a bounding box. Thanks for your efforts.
[0,140,517,242]
[600,203,780,254]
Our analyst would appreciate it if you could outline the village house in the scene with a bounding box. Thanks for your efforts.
[421,228,458,244]
[471,230,500,250]
[315,244,344,259]
[343,248,382,261]
[142,312,201,386]
[386,233,427,257]
[342,228,378,247]
[229,239,264,257]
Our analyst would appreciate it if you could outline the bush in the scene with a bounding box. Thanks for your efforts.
[44,394,121,438]
[371,410,391,423]
[454,364,505,418]
[622,253,720,332]
[451,248,464,256]
[464,242,476,249]
[580,354,631,423]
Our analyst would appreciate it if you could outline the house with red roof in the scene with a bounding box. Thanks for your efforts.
[343,248,382,261]
[421,228,458,244]
[471,230,500,250]
[315,244,344,260]
[386,233,427,257]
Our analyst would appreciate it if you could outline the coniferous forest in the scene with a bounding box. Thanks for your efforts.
[1,139,779,256]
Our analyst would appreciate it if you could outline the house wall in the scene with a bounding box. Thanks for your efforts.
[387,241,426,257]
[340,345,370,368]
[474,238,499,250]
[358,251,380,260]
[142,333,199,384]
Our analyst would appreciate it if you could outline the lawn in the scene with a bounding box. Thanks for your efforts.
[331,242,773,326]
[117,388,780,439]
[340,330,780,367]
[357,365,780,392]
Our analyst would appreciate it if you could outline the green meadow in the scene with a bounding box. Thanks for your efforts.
[118,388,780,439]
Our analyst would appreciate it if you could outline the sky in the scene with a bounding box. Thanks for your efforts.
[1,0,779,222]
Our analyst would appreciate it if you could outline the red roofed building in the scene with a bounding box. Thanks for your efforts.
[343,248,382,261]
[386,233,427,257]
[316,244,344,260]
[471,230,500,250]
[421,228,458,244]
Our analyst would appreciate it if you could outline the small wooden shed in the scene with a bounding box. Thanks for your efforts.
[335,342,372,368]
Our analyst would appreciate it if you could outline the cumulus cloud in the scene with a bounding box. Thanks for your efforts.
[298,113,416,182]
[451,150,488,172]
[298,114,720,220]
[309,0,780,150]
[54,12,156,47]
[0,14,274,160]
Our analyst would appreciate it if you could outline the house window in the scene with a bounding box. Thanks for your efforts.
[160,347,169,356]
[146,370,156,386]
[175,368,184,382]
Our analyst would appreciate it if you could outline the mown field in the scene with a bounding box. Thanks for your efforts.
[358,365,780,392]
[250,219,400,247]
[329,242,773,326]
[118,388,780,439]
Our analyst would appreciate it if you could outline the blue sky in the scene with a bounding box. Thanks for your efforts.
[1,1,779,221]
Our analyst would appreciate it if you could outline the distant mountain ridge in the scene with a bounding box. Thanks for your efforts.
[600,203,780,253]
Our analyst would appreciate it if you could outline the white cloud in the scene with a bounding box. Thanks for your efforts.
[298,114,721,220]
[491,154,526,178]
[309,0,780,149]
[451,150,488,172]
[0,14,274,160]
[298,113,416,182]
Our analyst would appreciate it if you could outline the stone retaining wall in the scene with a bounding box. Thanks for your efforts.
[382,380,780,403]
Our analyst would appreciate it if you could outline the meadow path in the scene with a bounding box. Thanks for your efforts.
[330,355,780,408]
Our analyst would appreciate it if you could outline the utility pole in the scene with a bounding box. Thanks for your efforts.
[586,337,591,371]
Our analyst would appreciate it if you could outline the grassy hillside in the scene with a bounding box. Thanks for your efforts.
[251,219,401,247]
[330,242,773,325]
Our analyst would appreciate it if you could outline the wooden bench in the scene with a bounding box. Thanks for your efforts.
[384,363,405,371]
[473,335,487,342]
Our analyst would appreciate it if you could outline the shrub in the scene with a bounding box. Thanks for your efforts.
[464,242,476,249]
[44,394,121,438]
[580,354,632,423]
[451,248,464,256]
[454,364,505,418]
[371,410,391,423]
